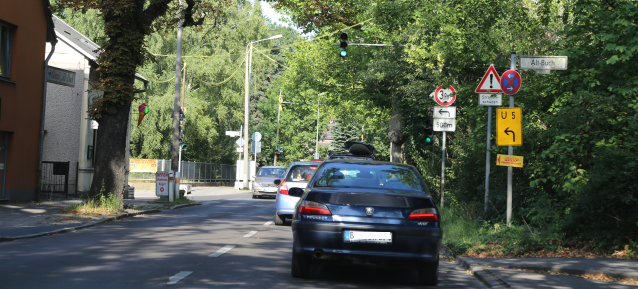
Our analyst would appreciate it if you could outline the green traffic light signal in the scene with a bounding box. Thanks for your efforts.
[426,136,432,143]
[339,32,348,58]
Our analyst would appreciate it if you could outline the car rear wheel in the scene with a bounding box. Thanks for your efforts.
[290,251,310,278]
[274,213,285,225]
[418,258,439,286]
[252,194,257,199]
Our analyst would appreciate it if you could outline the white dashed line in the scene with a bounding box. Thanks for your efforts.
[208,245,236,257]
[263,221,273,226]
[243,231,258,238]
[167,271,192,284]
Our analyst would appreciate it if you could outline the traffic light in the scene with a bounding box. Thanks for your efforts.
[275,146,283,155]
[180,144,188,151]
[137,103,149,126]
[339,32,348,58]
[424,112,434,146]
[178,107,185,143]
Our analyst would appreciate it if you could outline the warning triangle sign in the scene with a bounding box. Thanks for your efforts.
[475,64,503,93]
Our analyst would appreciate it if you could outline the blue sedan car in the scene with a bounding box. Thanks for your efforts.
[289,160,442,286]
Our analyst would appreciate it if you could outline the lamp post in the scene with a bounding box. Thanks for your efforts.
[243,34,283,189]
[315,92,327,159]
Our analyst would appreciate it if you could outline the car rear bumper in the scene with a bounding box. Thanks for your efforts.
[292,220,441,262]
[252,189,277,196]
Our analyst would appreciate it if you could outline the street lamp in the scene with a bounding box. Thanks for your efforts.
[315,92,327,159]
[243,34,283,189]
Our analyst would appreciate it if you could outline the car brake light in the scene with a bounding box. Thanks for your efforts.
[299,200,332,215]
[408,208,440,221]
[279,179,289,195]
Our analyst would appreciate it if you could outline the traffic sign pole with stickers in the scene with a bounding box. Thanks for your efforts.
[430,87,457,209]
[504,53,520,227]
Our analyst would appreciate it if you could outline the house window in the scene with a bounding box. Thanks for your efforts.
[0,22,13,79]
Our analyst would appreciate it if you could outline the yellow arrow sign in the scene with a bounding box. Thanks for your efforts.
[496,107,523,146]
[496,154,524,167]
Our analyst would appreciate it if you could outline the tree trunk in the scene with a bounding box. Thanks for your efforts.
[387,95,406,163]
[89,99,131,202]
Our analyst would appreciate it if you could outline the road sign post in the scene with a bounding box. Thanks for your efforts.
[506,53,517,226]
[431,99,457,208]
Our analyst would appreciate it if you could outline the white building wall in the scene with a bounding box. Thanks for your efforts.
[42,42,85,196]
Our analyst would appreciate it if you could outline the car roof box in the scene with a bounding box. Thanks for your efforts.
[345,141,375,156]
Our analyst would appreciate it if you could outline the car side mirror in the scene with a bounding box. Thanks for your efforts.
[274,179,281,186]
[288,187,304,197]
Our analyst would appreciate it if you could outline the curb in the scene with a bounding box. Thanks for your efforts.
[481,263,638,281]
[170,203,202,210]
[0,209,162,243]
[456,256,510,288]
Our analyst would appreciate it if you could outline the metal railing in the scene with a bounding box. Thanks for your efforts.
[129,160,236,182]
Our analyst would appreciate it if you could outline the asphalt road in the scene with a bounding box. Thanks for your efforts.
[0,188,487,289]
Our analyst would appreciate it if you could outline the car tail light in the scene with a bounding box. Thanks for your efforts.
[279,179,289,195]
[299,201,332,215]
[407,208,440,221]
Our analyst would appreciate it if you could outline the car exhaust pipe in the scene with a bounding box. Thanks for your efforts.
[313,249,324,259]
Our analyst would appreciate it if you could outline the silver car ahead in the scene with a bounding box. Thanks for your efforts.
[252,166,286,199]
[275,162,319,225]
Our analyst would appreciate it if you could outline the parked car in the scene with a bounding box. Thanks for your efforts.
[288,160,442,286]
[252,166,286,198]
[328,140,375,160]
[274,162,319,225]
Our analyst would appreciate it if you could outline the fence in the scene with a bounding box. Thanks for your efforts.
[129,160,236,183]
[40,161,78,198]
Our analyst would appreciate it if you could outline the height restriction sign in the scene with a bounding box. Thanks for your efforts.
[496,107,523,146]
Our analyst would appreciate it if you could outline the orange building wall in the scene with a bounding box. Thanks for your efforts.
[0,0,49,201]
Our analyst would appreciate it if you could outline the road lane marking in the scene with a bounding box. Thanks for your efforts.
[167,271,192,284]
[243,231,258,238]
[208,245,236,257]
[263,221,273,226]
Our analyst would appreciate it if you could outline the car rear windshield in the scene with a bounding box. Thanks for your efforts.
[257,168,285,177]
[312,163,425,192]
[285,165,318,183]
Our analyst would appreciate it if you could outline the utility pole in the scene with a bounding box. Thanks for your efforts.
[170,0,184,200]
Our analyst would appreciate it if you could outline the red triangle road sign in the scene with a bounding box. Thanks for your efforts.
[475,64,503,93]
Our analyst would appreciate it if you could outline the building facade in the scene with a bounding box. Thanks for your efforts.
[0,0,56,201]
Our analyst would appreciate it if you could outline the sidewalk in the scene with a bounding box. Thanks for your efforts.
[0,190,198,242]
[455,255,638,288]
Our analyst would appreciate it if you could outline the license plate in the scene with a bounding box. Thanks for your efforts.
[344,230,392,244]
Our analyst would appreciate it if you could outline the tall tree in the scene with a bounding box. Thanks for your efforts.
[53,0,231,200]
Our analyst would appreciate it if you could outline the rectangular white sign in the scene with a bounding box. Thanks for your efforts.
[433,106,456,119]
[520,56,567,70]
[236,147,243,152]
[433,118,456,132]
[156,171,169,197]
[225,131,240,137]
[479,94,502,106]
[47,66,76,87]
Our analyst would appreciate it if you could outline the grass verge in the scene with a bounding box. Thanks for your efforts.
[148,197,197,210]
[440,204,638,260]
[62,194,123,215]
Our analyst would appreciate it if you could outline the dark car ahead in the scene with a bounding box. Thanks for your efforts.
[289,160,442,286]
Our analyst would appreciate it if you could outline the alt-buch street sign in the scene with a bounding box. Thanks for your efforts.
[475,64,503,93]
[479,94,502,106]
[433,86,457,106]
[433,118,456,132]
[434,106,456,119]
[496,154,524,168]
[236,137,245,147]
[519,56,567,70]
[500,70,522,95]
[496,107,522,146]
